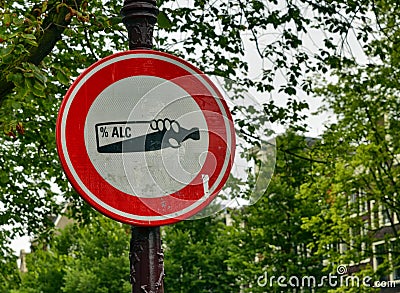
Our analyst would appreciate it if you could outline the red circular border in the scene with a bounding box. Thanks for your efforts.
[56,50,235,226]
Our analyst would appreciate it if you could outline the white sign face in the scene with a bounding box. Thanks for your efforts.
[84,76,209,198]
[56,50,235,226]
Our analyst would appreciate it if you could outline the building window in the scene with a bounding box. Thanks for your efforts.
[359,190,369,214]
[391,240,400,281]
[382,208,392,226]
[374,243,389,282]
[349,190,369,215]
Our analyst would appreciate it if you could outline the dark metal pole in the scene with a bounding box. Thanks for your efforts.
[129,227,164,293]
[121,0,158,50]
[120,1,164,293]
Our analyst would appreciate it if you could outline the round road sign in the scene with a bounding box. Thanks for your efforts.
[56,50,235,226]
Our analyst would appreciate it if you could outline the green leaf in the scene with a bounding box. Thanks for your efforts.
[157,10,172,29]
[33,71,47,84]
[284,86,296,95]
[108,16,122,26]
[3,13,11,27]
[42,1,48,12]
[33,81,45,92]
[56,70,70,86]
[6,72,23,85]
[0,46,13,57]
[12,101,21,109]
[22,34,36,40]
[24,78,32,90]
[24,38,38,47]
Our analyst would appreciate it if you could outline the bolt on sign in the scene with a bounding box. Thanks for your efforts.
[56,50,236,226]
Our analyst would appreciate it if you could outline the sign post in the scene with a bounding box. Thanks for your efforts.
[56,1,235,292]
[121,2,163,292]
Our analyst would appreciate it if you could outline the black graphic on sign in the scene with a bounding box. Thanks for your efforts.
[95,119,200,153]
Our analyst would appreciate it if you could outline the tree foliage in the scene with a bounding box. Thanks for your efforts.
[224,132,327,292]
[12,215,131,293]
[0,0,126,265]
[298,2,400,290]
[163,216,239,293]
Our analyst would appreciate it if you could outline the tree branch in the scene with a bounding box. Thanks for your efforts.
[282,148,328,164]
[0,0,82,107]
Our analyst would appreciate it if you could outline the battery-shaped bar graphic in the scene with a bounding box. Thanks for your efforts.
[95,119,200,153]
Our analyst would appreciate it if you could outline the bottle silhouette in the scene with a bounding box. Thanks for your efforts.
[97,119,200,153]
